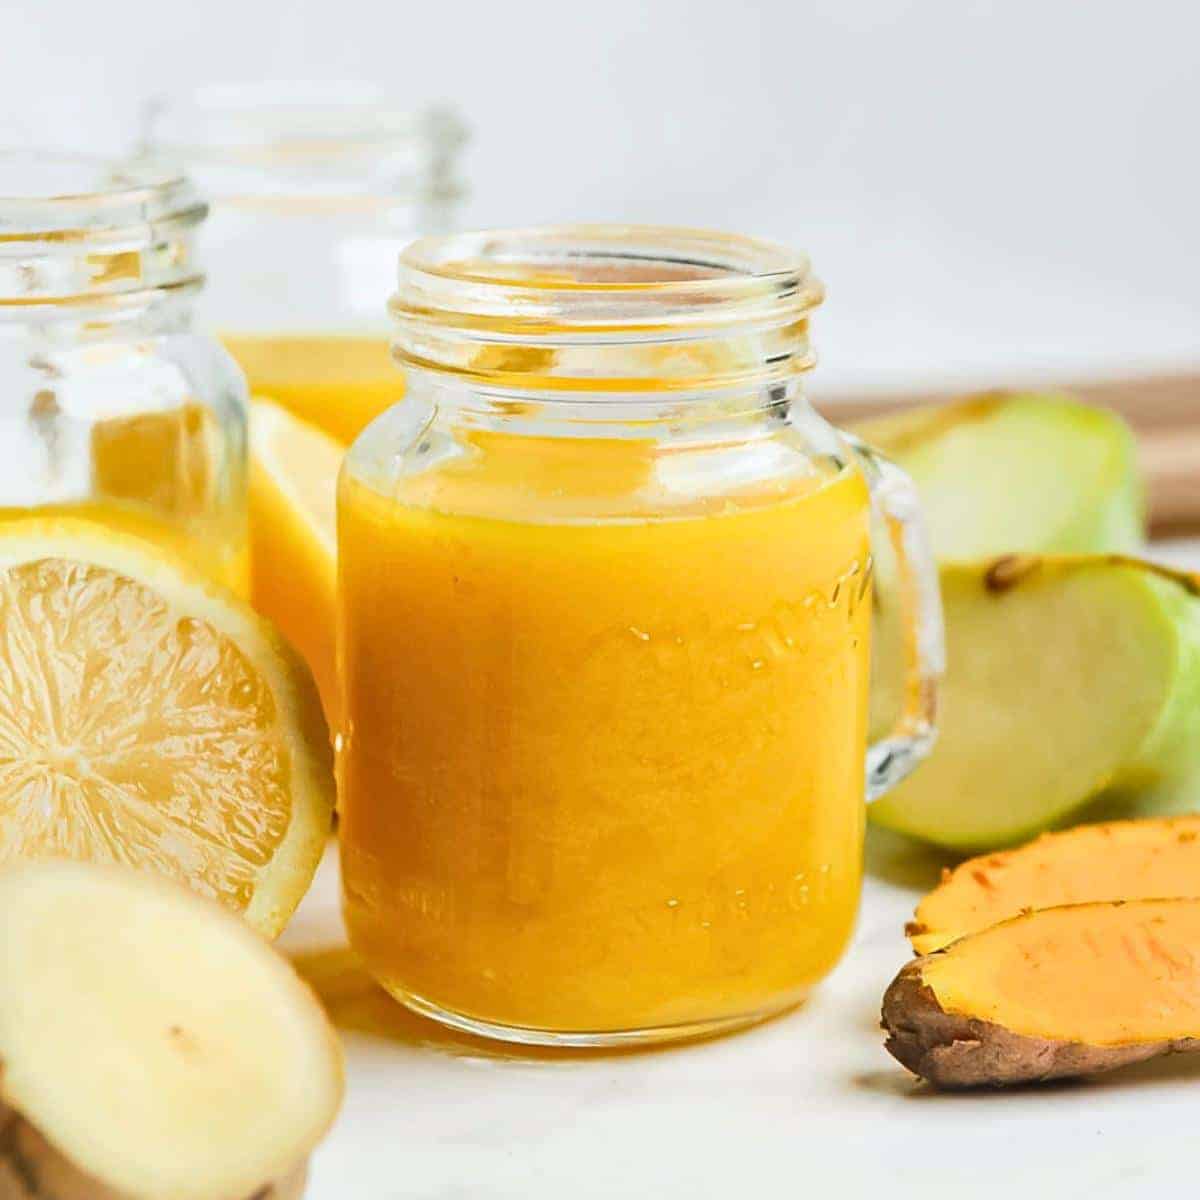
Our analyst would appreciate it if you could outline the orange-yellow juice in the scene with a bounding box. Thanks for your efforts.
[90,402,248,591]
[338,435,873,1036]
[223,334,400,444]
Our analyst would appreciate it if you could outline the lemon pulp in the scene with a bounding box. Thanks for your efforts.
[0,520,333,935]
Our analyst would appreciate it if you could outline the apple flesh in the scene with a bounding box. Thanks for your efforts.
[868,555,1200,849]
[853,391,1145,559]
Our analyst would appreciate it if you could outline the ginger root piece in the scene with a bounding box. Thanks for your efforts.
[908,816,1200,954]
[0,1112,307,1200]
[883,899,1200,1088]
[0,861,343,1200]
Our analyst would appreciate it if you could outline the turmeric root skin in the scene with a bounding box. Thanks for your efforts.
[882,960,1198,1089]
[883,899,1200,1088]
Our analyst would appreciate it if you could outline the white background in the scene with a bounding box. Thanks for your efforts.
[5,0,1198,393]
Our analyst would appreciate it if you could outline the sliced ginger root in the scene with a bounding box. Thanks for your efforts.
[908,816,1200,954]
[883,898,1200,1088]
[0,860,342,1200]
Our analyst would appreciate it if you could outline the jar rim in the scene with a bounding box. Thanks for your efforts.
[0,150,206,242]
[144,81,468,160]
[0,151,206,310]
[391,225,822,394]
[397,224,818,300]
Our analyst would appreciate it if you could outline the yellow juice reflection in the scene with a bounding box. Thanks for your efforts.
[223,334,401,445]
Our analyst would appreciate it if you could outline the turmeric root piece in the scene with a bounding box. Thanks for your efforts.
[908,816,1200,954]
[0,861,343,1200]
[883,899,1200,1088]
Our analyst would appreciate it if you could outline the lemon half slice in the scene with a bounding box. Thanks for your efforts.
[0,517,333,936]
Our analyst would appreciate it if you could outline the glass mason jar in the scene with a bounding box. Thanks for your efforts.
[140,82,468,445]
[0,151,248,590]
[338,226,944,1046]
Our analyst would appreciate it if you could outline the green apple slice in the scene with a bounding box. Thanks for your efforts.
[868,555,1200,849]
[853,393,1145,557]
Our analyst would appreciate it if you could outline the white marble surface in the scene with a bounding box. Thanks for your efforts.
[280,534,1200,1200]
[281,833,1196,1200]
[286,542,1200,1200]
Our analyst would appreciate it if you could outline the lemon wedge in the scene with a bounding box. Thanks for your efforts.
[249,399,341,726]
[0,517,333,936]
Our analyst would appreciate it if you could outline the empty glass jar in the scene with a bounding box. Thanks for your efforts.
[0,151,248,590]
[140,82,468,444]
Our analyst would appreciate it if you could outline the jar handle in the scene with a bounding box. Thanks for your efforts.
[846,435,945,801]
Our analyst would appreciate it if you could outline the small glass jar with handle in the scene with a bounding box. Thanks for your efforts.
[338,224,944,1046]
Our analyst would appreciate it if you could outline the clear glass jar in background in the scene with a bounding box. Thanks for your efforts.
[139,82,468,445]
[339,226,943,1045]
[0,151,248,590]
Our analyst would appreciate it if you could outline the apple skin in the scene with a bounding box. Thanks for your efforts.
[856,393,1158,851]
[853,391,1145,559]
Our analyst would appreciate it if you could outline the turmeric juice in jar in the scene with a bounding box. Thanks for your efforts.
[0,152,248,591]
[338,227,943,1045]
[141,83,467,445]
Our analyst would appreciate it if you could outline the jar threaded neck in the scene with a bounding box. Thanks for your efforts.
[0,151,206,312]
[390,225,823,397]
